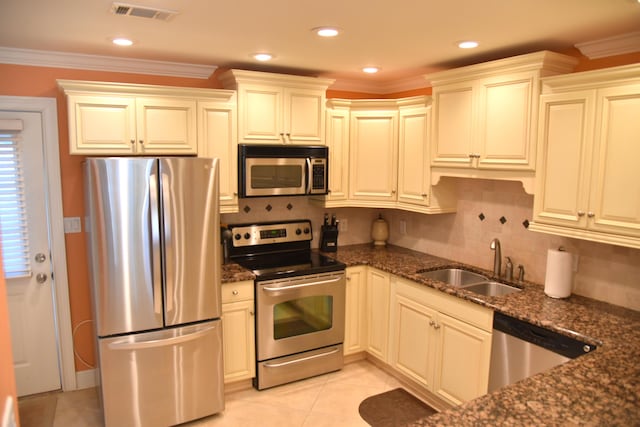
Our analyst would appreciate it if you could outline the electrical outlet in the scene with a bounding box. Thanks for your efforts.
[63,217,82,234]
[339,219,348,232]
[399,220,407,235]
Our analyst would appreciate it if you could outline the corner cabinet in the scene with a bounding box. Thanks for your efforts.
[219,69,334,145]
[426,51,578,192]
[221,281,255,384]
[313,97,457,214]
[390,276,493,406]
[531,64,640,248]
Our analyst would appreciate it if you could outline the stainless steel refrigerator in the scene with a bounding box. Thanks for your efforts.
[84,157,224,427]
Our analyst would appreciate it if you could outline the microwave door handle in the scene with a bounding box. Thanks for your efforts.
[305,158,312,194]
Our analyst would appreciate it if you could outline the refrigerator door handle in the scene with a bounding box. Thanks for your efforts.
[107,325,218,351]
[149,164,163,317]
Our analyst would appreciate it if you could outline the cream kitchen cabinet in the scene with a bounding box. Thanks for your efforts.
[390,276,492,406]
[365,268,391,362]
[313,97,457,213]
[221,280,255,384]
[344,266,367,356]
[531,64,640,248]
[58,80,207,155]
[426,51,577,191]
[197,94,239,213]
[349,103,399,203]
[219,69,333,145]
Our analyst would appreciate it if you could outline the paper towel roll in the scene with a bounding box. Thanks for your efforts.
[544,248,574,298]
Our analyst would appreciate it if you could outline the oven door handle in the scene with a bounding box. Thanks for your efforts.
[262,276,342,292]
[263,347,340,368]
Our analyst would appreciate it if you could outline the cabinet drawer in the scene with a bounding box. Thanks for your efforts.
[222,281,254,303]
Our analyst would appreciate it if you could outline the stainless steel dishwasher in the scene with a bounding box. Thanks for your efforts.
[488,312,597,393]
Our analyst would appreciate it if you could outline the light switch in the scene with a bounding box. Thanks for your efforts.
[63,217,82,234]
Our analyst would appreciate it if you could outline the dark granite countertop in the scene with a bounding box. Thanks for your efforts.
[321,244,640,426]
[221,261,255,284]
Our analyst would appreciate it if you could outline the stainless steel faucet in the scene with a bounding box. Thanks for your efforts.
[505,256,513,281]
[490,238,501,277]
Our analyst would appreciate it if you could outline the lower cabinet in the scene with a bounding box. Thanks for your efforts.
[221,281,255,384]
[365,268,391,362]
[344,266,367,355]
[389,275,492,406]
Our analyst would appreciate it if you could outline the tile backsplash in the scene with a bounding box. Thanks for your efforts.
[222,178,640,311]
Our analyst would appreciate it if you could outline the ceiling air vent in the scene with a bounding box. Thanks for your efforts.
[111,2,178,21]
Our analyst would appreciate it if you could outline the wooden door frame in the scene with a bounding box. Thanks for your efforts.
[0,96,76,391]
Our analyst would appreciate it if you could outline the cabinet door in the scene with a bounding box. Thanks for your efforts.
[237,84,283,143]
[390,293,436,388]
[222,299,255,383]
[397,106,431,206]
[198,100,238,212]
[135,98,197,154]
[588,85,640,237]
[324,107,350,201]
[478,72,536,170]
[365,269,390,362]
[432,312,492,406]
[431,83,474,167]
[284,87,325,144]
[67,94,137,154]
[349,110,398,201]
[534,91,595,228]
[344,266,367,355]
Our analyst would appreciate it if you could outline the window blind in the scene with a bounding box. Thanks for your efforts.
[0,119,31,279]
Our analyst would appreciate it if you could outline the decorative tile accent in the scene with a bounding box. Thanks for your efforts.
[265,204,272,212]
[287,203,293,210]
[243,205,251,213]
[499,216,507,224]
[478,213,485,221]
[523,219,530,229]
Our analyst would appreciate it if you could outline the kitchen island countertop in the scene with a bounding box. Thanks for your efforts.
[322,243,640,426]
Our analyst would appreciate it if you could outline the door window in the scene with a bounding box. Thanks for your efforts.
[273,295,333,339]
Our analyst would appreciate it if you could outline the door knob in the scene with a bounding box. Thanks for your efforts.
[36,273,48,284]
[35,253,47,263]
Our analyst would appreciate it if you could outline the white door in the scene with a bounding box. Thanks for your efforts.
[0,111,61,396]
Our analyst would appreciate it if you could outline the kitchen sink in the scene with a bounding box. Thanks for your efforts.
[417,268,487,287]
[461,281,521,297]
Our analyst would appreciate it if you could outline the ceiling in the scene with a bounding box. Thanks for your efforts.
[1,0,639,90]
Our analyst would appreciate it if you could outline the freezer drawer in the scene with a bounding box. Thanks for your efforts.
[98,321,224,427]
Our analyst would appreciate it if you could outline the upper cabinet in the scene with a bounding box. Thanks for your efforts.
[58,80,236,156]
[530,64,640,249]
[314,97,457,214]
[426,51,578,193]
[219,70,334,145]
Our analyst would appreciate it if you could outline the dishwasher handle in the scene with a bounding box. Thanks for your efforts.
[493,312,596,359]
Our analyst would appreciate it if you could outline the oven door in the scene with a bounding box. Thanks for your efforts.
[243,157,307,197]
[256,271,345,361]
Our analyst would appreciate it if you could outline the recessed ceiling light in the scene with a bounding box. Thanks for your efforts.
[458,40,479,49]
[314,27,340,37]
[112,37,133,46]
[253,53,273,61]
[362,67,379,74]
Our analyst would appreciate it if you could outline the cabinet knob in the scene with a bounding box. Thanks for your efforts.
[232,290,239,295]
[587,212,595,218]
[433,323,441,330]
[429,320,435,327]
[130,139,135,145]
[249,311,254,316]
[139,140,144,144]
[577,211,585,217]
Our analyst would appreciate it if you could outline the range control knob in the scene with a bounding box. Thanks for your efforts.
[234,233,241,240]
[295,228,302,235]
[303,227,310,234]
[244,233,251,240]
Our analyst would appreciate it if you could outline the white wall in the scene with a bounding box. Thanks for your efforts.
[222,178,640,311]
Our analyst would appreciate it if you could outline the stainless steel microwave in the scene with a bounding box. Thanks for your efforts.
[238,144,329,197]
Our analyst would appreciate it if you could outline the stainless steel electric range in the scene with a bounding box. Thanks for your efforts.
[226,219,346,390]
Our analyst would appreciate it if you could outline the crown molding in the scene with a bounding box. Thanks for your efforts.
[0,47,217,79]
[575,31,640,59]
[327,75,427,94]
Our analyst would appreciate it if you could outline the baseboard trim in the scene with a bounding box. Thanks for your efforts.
[75,369,97,390]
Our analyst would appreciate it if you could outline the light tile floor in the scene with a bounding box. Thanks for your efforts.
[41,359,402,426]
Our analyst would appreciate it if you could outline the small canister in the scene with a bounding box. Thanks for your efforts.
[371,214,389,246]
